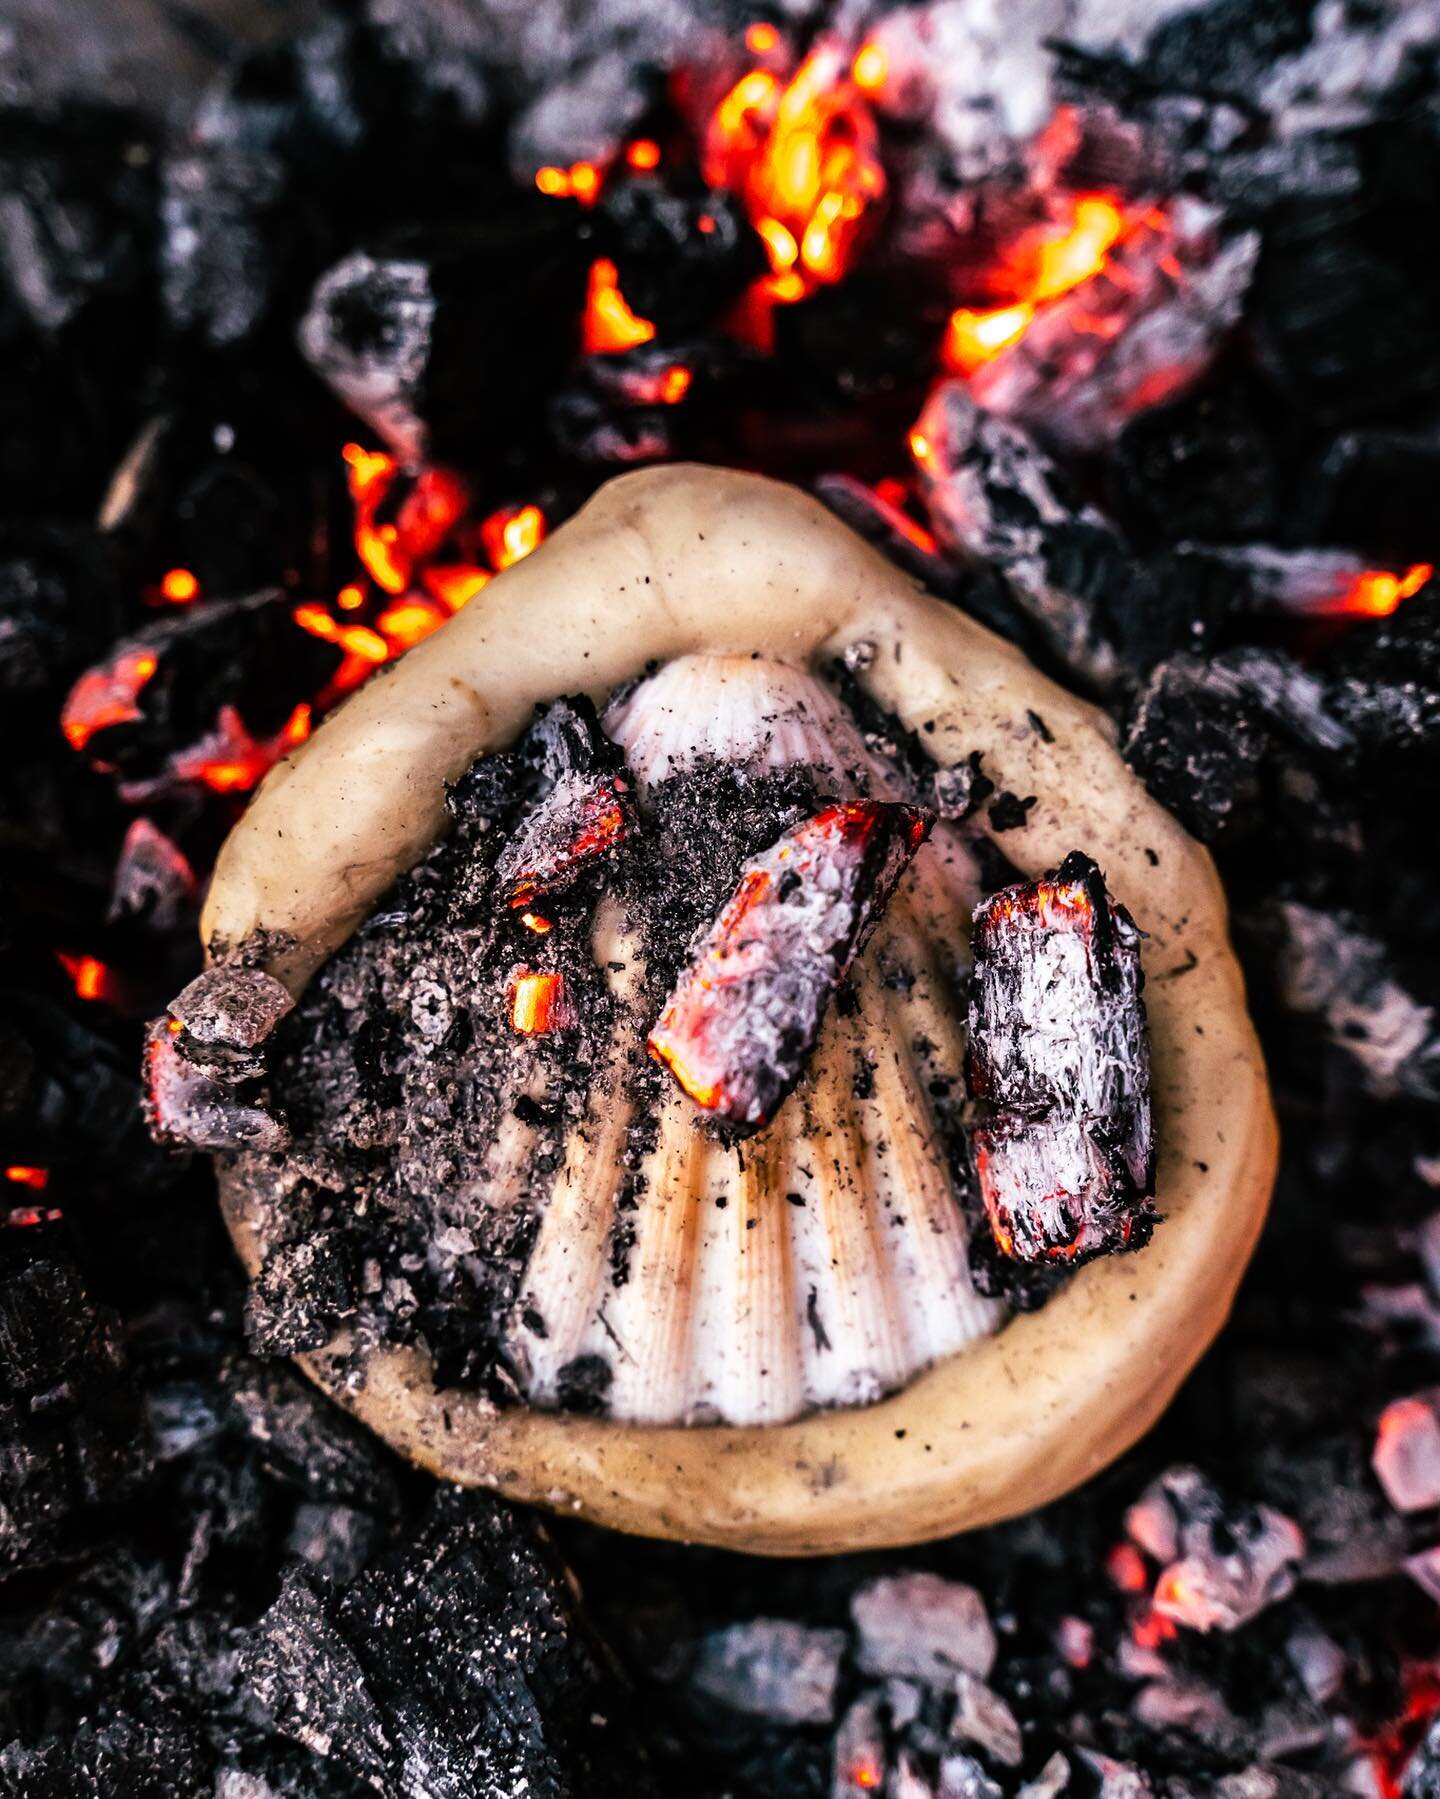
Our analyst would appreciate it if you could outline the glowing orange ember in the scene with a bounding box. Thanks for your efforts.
[583,257,657,354]
[1342,561,1433,619]
[159,566,200,604]
[1106,1542,1148,1593]
[520,912,553,935]
[61,648,158,752]
[851,41,887,94]
[341,445,468,595]
[423,565,491,609]
[56,953,119,1003]
[534,160,602,205]
[704,39,886,312]
[625,138,661,171]
[5,1166,49,1189]
[509,970,570,1035]
[942,193,1128,376]
[481,503,547,571]
[170,702,312,794]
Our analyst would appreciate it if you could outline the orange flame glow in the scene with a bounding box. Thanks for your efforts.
[170,702,313,794]
[534,161,602,205]
[509,970,570,1035]
[481,503,547,571]
[56,952,120,1003]
[159,567,200,604]
[61,648,158,752]
[583,258,657,354]
[943,193,1128,376]
[1341,562,1433,619]
[5,1166,49,1189]
[704,39,886,319]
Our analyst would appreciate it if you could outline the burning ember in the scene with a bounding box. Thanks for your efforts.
[649,800,930,1131]
[967,852,1153,1266]
[702,38,887,309]
[583,258,656,354]
[509,970,572,1035]
[60,648,157,753]
[942,192,1128,376]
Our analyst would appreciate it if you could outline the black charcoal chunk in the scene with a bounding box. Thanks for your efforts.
[1124,649,1351,843]
[933,753,995,823]
[300,212,590,465]
[967,852,1154,1266]
[597,182,764,337]
[0,522,124,701]
[243,1490,651,1796]
[244,1231,357,1357]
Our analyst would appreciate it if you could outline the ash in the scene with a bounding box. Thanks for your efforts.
[6,0,1440,1791]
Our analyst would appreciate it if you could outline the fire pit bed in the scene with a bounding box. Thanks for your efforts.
[195,464,1276,1553]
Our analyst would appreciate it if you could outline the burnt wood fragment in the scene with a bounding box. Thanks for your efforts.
[650,801,932,1133]
[967,852,1154,1265]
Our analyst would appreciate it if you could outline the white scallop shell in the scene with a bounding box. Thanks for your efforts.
[501,655,1001,1427]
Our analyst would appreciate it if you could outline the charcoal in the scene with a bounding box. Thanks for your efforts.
[1372,1393,1440,1513]
[833,1692,887,1796]
[1249,201,1440,425]
[1323,580,1440,766]
[598,180,765,337]
[1110,385,1279,545]
[690,1620,845,1724]
[1141,0,1315,101]
[144,1019,289,1152]
[1017,1753,1072,1798]
[814,473,955,593]
[649,801,932,1132]
[242,1569,395,1779]
[967,852,1154,1265]
[160,147,286,348]
[168,965,295,1081]
[933,752,995,823]
[968,206,1259,456]
[937,1751,1003,1798]
[299,212,590,464]
[1270,902,1439,1101]
[1308,429,1440,564]
[1123,649,1351,843]
[0,521,124,701]
[107,817,197,931]
[950,1670,1023,1767]
[496,771,637,911]
[247,1489,651,1796]
[912,384,1239,690]
[1127,1467,1305,1632]
[0,994,165,1181]
[0,103,156,334]
[850,1574,996,1684]
[1405,1713,1440,1797]
[244,1230,356,1357]
[59,590,341,788]
[225,1360,399,1513]
[548,384,675,465]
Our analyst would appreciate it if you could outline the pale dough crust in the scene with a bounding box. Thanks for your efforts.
[208,464,1277,1554]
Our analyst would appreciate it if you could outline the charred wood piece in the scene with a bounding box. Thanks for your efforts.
[166,965,295,1082]
[496,772,637,911]
[143,1020,288,1153]
[650,801,932,1133]
[967,852,1154,1264]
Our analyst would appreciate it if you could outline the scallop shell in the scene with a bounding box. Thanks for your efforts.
[503,655,1000,1427]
